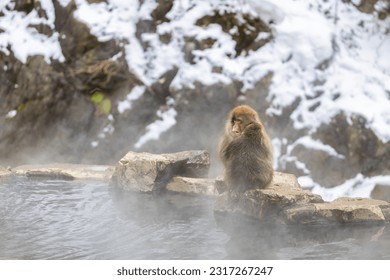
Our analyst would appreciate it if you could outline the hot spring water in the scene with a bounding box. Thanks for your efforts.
[1,178,390,259]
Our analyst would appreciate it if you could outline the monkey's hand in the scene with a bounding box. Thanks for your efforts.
[243,122,262,137]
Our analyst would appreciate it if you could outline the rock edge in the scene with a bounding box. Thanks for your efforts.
[4,163,115,181]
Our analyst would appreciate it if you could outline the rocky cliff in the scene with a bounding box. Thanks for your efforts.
[1,0,389,200]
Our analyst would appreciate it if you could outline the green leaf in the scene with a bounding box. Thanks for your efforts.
[100,98,111,115]
[91,91,105,104]
[17,103,26,112]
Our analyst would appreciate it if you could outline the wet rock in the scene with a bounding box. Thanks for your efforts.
[286,198,390,225]
[0,166,12,182]
[215,175,228,194]
[12,163,115,181]
[166,176,216,196]
[215,172,390,225]
[111,150,210,192]
[214,172,323,222]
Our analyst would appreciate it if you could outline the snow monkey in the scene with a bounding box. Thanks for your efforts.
[218,105,273,192]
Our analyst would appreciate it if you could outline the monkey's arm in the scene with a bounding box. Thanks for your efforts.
[218,135,233,160]
[223,137,245,160]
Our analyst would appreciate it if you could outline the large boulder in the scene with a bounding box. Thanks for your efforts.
[214,172,323,222]
[111,150,210,192]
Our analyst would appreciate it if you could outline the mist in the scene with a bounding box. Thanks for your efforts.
[2,177,390,259]
[1,0,390,261]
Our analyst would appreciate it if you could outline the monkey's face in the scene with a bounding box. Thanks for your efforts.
[227,105,260,138]
[231,116,244,136]
[230,114,255,137]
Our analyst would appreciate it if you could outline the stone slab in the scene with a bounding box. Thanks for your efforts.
[12,163,115,181]
[111,150,210,192]
[166,176,216,196]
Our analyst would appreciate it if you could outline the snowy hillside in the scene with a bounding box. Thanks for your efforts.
[1,0,390,201]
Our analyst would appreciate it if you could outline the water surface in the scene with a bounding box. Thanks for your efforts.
[1,178,389,259]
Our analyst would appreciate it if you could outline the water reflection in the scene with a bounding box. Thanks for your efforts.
[0,178,389,259]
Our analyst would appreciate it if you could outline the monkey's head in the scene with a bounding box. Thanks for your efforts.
[227,105,260,137]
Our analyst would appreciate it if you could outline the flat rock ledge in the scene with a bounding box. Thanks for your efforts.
[166,176,216,196]
[3,151,389,225]
[0,165,12,182]
[215,172,390,225]
[111,150,211,192]
[285,198,390,225]
[7,163,115,181]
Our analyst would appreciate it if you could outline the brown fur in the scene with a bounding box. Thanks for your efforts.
[218,105,274,192]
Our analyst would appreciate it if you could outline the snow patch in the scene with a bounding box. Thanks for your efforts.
[5,110,17,119]
[0,0,64,63]
[117,86,145,114]
[134,106,177,149]
[288,136,345,159]
[245,0,285,24]
[311,174,390,202]
[297,176,315,189]
[271,138,283,170]
[58,0,72,7]
[91,114,115,148]
[377,36,390,74]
